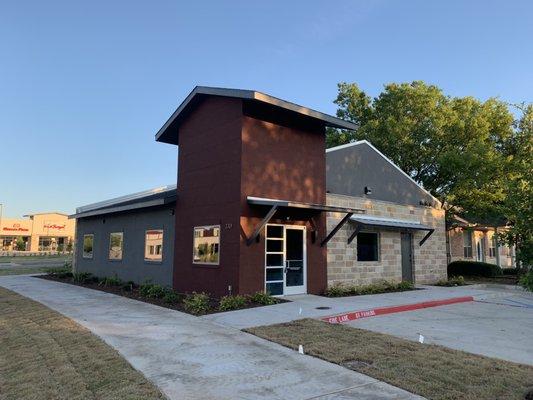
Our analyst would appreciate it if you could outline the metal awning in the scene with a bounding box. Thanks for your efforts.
[348,215,435,246]
[246,196,365,246]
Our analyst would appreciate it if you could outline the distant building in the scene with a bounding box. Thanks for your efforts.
[446,215,516,268]
[0,212,75,253]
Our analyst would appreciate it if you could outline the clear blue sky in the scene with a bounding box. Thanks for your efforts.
[1,0,532,217]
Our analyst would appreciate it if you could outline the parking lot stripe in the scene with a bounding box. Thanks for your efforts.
[322,296,475,324]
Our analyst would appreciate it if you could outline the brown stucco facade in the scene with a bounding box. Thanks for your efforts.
[171,95,328,296]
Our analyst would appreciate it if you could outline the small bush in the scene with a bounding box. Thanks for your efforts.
[435,276,466,287]
[46,266,73,279]
[99,275,122,287]
[183,292,210,315]
[324,281,414,297]
[502,268,519,276]
[448,261,502,278]
[324,284,348,297]
[248,291,277,305]
[162,290,182,304]
[219,295,248,311]
[139,282,167,299]
[72,272,93,284]
[121,281,135,292]
[519,270,533,292]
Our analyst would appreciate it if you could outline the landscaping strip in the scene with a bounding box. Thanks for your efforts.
[245,318,533,400]
[0,286,165,400]
[322,296,474,324]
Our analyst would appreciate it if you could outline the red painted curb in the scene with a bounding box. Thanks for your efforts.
[322,296,475,324]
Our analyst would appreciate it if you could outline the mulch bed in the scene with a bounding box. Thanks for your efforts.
[38,274,287,315]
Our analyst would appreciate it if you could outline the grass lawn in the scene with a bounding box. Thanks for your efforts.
[0,287,165,400]
[0,266,51,276]
[246,319,533,400]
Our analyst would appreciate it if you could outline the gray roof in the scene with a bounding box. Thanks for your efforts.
[70,185,177,219]
[156,86,357,145]
[350,215,433,231]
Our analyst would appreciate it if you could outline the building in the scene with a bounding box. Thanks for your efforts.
[0,212,75,253]
[72,86,447,295]
[325,140,447,286]
[447,216,516,268]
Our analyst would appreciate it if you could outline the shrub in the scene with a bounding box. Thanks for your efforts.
[435,276,466,287]
[99,275,122,287]
[139,282,167,299]
[46,266,73,279]
[121,281,135,292]
[519,270,533,292]
[502,268,519,276]
[72,272,93,284]
[183,292,210,315]
[324,281,414,297]
[219,295,248,311]
[448,261,502,278]
[324,284,349,297]
[248,291,277,305]
[162,290,182,304]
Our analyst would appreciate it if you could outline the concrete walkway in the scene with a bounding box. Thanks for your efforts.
[202,284,519,329]
[0,275,423,400]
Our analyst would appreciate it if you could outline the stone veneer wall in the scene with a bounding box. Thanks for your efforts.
[326,193,447,286]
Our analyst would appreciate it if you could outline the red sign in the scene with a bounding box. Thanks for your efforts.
[2,224,29,232]
[44,224,66,230]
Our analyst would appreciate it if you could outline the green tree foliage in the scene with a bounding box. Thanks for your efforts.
[327,81,531,265]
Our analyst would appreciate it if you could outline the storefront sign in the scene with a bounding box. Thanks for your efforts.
[2,223,29,232]
[44,224,66,230]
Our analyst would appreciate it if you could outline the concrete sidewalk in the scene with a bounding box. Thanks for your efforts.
[0,275,423,400]
[202,284,519,329]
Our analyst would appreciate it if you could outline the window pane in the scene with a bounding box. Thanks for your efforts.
[109,232,123,260]
[266,239,283,252]
[266,268,283,281]
[145,230,163,261]
[266,253,283,266]
[83,234,93,259]
[266,282,283,296]
[357,232,378,262]
[266,225,283,238]
[193,225,220,264]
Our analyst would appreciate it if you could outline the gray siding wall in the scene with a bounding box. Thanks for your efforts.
[326,142,436,207]
[75,205,175,286]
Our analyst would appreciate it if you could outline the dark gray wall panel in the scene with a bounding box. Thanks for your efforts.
[326,142,437,207]
[75,205,175,286]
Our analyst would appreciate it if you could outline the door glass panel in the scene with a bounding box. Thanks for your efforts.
[266,225,283,238]
[285,260,304,287]
[266,268,283,281]
[266,282,283,296]
[286,229,303,260]
[266,253,283,266]
[266,239,283,252]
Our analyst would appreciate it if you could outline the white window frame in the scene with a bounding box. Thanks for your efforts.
[144,229,163,263]
[356,231,380,262]
[108,232,124,261]
[82,234,94,259]
[192,225,221,265]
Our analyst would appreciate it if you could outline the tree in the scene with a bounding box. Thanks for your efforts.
[327,81,531,264]
[15,237,26,251]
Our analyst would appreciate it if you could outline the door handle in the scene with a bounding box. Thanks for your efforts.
[284,260,289,274]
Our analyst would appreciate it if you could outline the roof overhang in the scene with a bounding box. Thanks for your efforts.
[245,196,365,247]
[69,196,177,219]
[156,86,358,145]
[349,215,435,246]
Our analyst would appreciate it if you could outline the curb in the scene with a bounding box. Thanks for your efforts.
[321,296,475,324]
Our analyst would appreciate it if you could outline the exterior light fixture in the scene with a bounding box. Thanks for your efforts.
[364,186,372,195]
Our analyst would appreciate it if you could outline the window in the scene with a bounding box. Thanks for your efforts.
[489,235,497,258]
[109,232,123,260]
[463,231,473,258]
[193,225,220,265]
[357,232,379,262]
[145,230,163,261]
[83,234,94,259]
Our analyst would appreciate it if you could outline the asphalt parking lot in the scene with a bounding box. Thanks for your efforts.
[348,292,533,365]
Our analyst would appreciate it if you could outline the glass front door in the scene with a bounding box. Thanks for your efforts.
[265,224,306,296]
